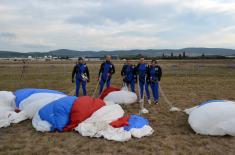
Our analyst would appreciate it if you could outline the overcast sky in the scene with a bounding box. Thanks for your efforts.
[0,0,235,52]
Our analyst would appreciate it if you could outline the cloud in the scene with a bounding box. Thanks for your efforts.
[22,44,51,50]
[0,32,17,40]
[181,0,235,15]
[0,0,235,52]
[65,0,178,26]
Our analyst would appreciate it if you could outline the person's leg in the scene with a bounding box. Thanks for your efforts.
[145,82,151,104]
[99,79,105,95]
[155,83,159,103]
[75,80,80,97]
[106,78,111,88]
[139,81,144,99]
[82,81,87,96]
[130,80,135,92]
[150,82,155,99]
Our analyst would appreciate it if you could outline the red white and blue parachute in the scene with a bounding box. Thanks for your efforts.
[0,87,153,141]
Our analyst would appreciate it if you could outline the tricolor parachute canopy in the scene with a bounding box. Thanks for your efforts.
[0,88,154,141]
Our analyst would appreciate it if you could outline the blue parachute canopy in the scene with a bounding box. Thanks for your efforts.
[39,96,77,132]
[14,88,65,108]
[124,115,149,131]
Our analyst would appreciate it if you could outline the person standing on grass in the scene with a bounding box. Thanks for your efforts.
[97,55,115,95]
[121,58,136,92]
[147,59,162,104]
[135,56,151,104]
[72,57,90,97]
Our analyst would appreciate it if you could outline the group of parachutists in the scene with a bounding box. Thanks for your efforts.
[0,55,235,142]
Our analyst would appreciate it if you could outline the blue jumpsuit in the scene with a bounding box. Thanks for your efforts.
[98,61,115,94]
[135,63,150,100]
[147,65,162,102]
[72,63,90,97]
[121,64,136,92]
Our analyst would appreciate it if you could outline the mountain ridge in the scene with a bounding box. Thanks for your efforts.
[0,48,235,58]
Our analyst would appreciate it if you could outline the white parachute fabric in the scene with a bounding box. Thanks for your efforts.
[0,91,16,108]
[75,104,124,135]
[3,93,66,125]
[187,100,235,136]
[103,89,137,105]
[75,104,131,141]
[101,126,131,141]
[130,125,154,138]
[8,111,28,124]
[0,111,13,128]
[103,100,115,106]
[76,121,108,138]
[0,91,16,128]
[19,93,66,118]
[32,112,51,132]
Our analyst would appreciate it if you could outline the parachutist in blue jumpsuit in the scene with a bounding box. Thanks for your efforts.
[121,59,136,92]
[72,57,90,97]
[135,57,151,104]
[147,60,162,104]
[98,55,115,95]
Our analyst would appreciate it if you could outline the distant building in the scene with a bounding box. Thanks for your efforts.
[27,56,34,60]
[111,55,120,60]
[100,55,120,60]
[85,57,101,61]
[69,57,79,61]
[226,56,235,58]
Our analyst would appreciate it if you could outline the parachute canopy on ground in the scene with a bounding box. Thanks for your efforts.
[101,86,137,105]
[0,88,153,141]
[185,100,235,136]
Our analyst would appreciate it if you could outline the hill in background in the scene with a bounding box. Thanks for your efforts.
[0,48,235,58]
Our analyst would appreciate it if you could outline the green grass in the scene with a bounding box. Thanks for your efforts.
[0,59,235,155]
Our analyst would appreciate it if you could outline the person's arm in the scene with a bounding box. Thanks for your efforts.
[134,64,139,82]
[147,66,150,78]
[146,65,150,82]
[86,65,90,81]
[132,65,137,83]
[145,64,149,75]
[111,63,115,75]
[121,65,125,76]
[158,66,162,81]
[98,63,103,77]
[72,65,76,82]
[134,64,139,75]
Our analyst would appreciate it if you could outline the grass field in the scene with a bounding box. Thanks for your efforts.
[0,59,235,155]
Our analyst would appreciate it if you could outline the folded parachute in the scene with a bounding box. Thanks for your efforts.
[100,86,137,105]
[185,100,235,136]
